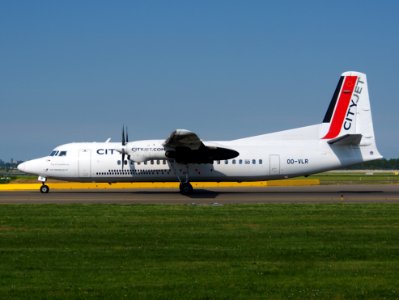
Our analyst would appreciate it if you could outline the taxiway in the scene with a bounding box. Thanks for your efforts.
[0,184,398,204]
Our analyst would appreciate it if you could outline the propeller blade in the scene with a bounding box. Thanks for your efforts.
[122,126,126,146]
[121,125,129,170]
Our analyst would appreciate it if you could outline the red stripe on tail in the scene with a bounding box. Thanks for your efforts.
[322,76,357,139]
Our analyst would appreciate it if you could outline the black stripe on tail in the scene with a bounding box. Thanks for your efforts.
[323,76,344,123]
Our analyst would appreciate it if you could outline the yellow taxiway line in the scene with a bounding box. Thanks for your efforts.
[0,179,319,191]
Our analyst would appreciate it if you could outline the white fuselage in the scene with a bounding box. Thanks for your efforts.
[18,124,377,183]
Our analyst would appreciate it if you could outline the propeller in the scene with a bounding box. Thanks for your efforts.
[121,125,129,170]
[126,127,129,145]
[122,126,128,145]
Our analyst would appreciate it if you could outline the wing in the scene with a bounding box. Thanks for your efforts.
[163,129,239,164]
[164,129,203,150]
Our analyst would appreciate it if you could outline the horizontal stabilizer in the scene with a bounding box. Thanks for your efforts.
[327,134,362,145]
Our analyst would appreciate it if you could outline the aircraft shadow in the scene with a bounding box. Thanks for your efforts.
[134,189,220,199]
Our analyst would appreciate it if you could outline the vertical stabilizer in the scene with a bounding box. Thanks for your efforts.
[321,71,382,159]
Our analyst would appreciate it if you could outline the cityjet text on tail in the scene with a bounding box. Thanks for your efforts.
[18,71,382,195]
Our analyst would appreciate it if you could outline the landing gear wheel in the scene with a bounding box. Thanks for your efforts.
[40,184,50,193]
[179,182,193,195]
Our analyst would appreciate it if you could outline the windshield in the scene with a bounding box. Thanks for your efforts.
[49,150,67,157]
[49,150,58,156]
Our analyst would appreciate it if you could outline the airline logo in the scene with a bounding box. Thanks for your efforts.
[322,75,364,139]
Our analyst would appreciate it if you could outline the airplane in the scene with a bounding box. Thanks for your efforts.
[18,71,382,195]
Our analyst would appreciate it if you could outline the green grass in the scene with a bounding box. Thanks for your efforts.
[1,204,399,299]
[305,172,399,184]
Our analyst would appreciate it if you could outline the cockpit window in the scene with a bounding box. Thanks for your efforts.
[50,151,58,156]
[49,150,67,157]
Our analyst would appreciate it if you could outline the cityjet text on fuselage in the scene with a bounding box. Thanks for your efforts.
[97,149,118,155]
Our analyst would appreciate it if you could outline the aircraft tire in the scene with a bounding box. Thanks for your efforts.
[179,182,193,195]
[40,184,50,193]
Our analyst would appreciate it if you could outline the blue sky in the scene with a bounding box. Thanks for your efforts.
[1,1,398,160]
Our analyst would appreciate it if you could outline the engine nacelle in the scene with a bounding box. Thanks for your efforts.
[127,149,166,163]
[127,143,166,162]
[164,145,239,164]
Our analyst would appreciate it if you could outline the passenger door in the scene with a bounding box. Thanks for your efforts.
[78,149,91,177]
[269,154,280,176]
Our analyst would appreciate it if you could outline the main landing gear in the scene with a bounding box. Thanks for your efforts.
[172,163,194,195]
[179,182,193,195]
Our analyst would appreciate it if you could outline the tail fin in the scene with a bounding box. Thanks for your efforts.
[321,71,382,159]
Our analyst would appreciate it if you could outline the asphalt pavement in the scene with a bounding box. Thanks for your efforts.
[0,184,398,204]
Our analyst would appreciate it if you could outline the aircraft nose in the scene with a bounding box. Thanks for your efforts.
[17,161,28,172]
[17,158,48,175]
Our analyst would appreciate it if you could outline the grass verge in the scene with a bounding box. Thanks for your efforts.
[306,172,399,184]
[1,204,399,299]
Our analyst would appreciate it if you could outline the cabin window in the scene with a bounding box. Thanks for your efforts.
[252,159,256,164]
[225,160,228,164]
[259,159,263,164]
[163,160,167,165]
[216,160,220,164]
[239,159,243,164]
[232,160,236,164]
[117,160,121,165]
[156,160,160,165]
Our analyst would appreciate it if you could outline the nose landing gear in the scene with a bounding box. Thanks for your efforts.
[40,184,50,193]
[38,176,49,193]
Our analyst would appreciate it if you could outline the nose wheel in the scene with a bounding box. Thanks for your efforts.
[40,184,50,193]
[38,176,49,193]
